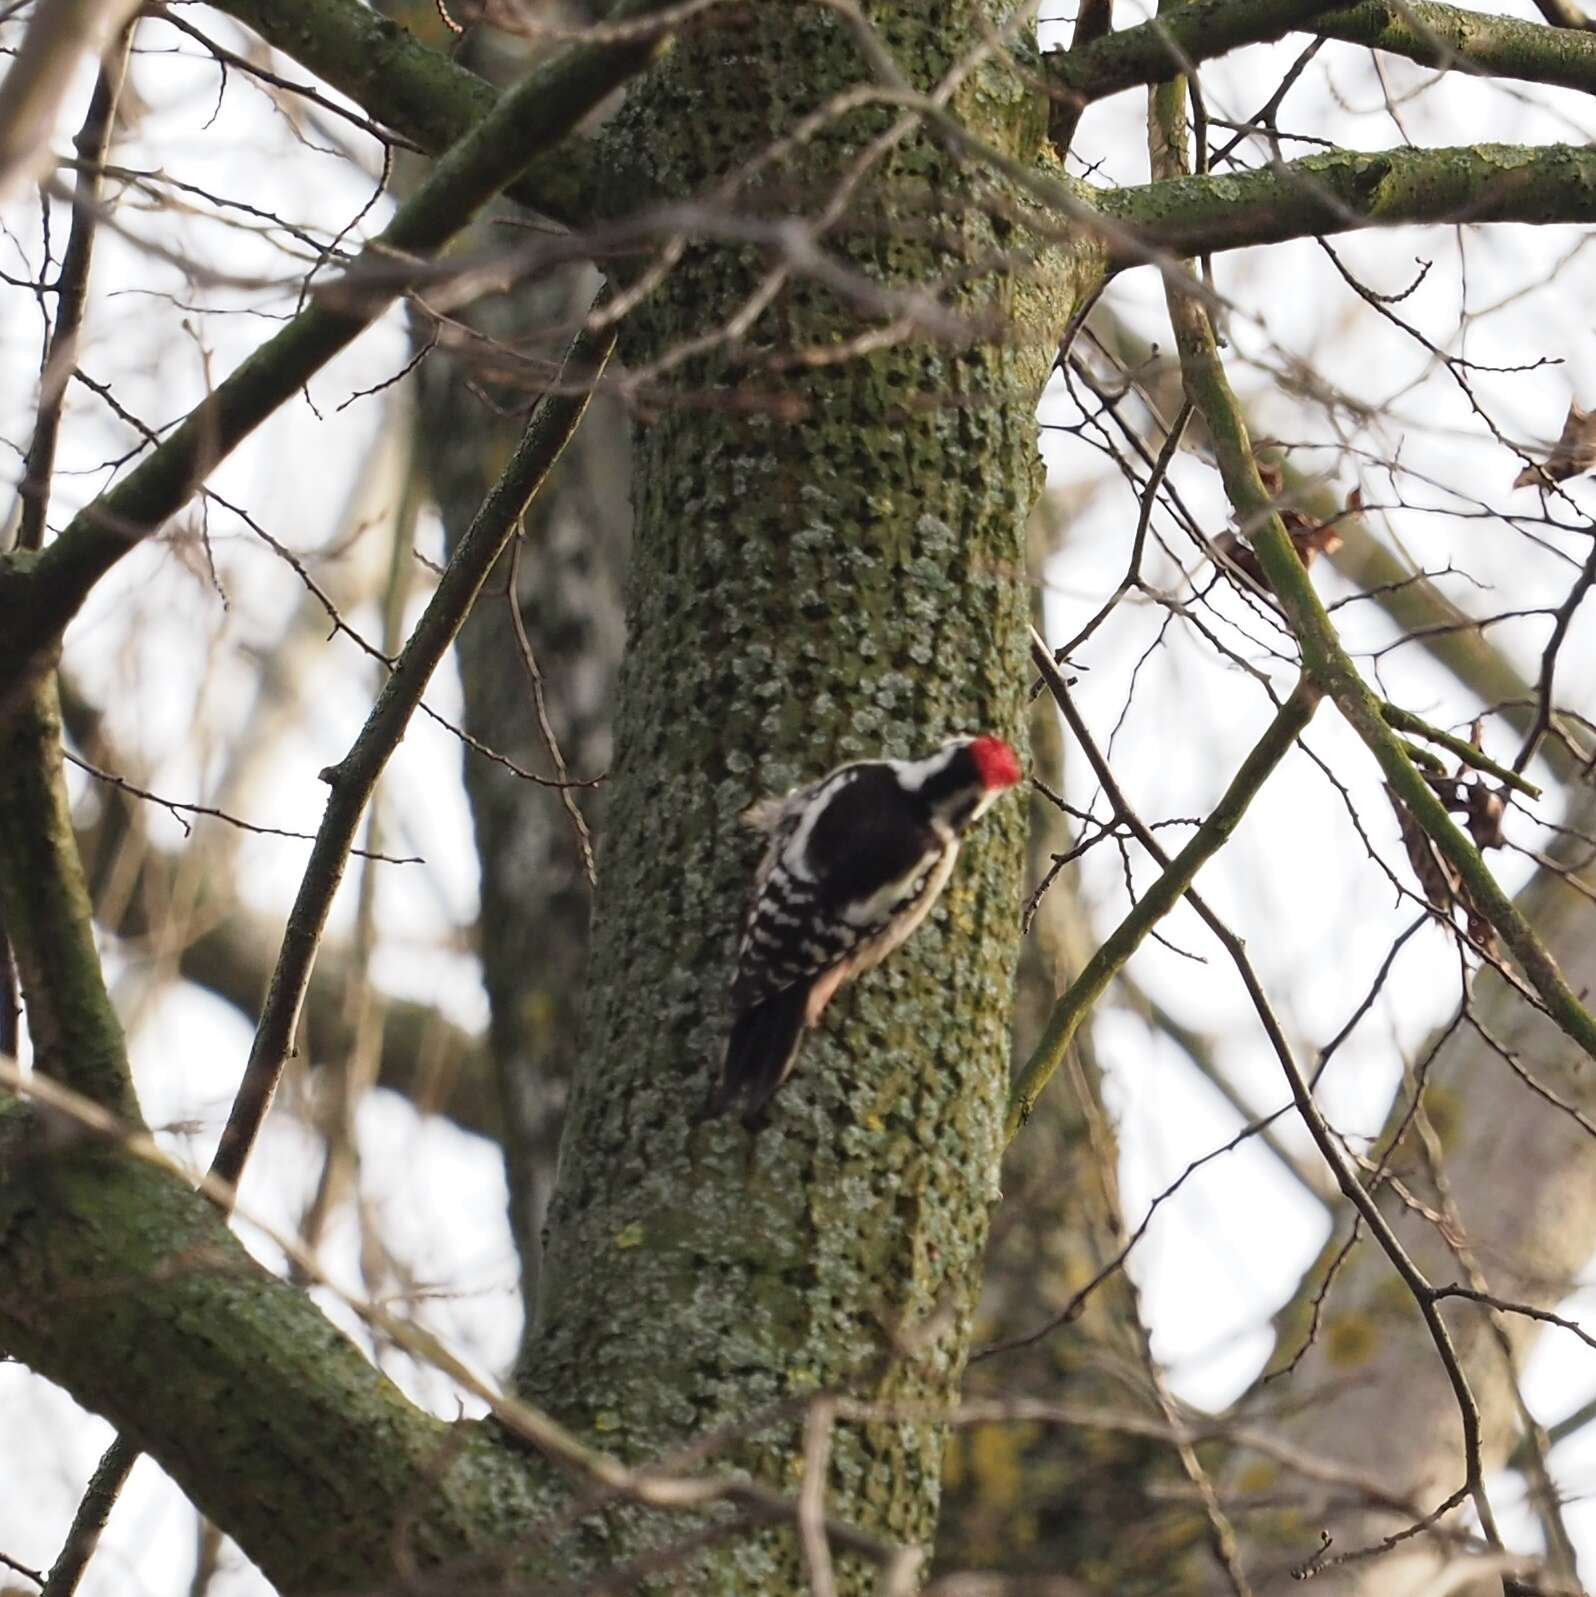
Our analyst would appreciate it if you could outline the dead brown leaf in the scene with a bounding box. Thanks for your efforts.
[1465,784,1508,851]
[1214,484,1348,594]
[1386,784,1499,953]
[1513,400,1596,489]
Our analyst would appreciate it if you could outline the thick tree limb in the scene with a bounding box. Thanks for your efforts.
[1098,142,1596,266]
[1046,0,1596,121]
[1047,0,1351,117]
[1314,0,1596,91]
[0,1070,544,1592]
[201,0,598,223]
[0,684,139,1118]
[0,0,671,719]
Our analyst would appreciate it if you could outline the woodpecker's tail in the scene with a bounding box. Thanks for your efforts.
[704,982,812,1130]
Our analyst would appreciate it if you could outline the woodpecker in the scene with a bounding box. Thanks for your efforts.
[704,734,1023,1128]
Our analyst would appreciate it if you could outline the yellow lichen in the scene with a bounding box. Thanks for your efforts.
[1325,1313,1379,1367]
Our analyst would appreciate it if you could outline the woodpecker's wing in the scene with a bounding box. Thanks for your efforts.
[730,765,943,1011]
[709,739,1018,1126]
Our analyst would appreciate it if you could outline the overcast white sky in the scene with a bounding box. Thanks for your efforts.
[3,3,1596,1590]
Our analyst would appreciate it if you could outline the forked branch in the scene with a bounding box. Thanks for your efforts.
[0,0,675,718]
[211,322,615,1188]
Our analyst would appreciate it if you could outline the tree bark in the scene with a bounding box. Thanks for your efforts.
[517,4,1096,1583]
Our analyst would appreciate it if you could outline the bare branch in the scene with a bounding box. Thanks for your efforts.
[37,1436,139,1597]
[206,0,603,223]
[0,0,675,717]
[1007,636,1319,1138]
[209,322,614,1189]
[1097,143,1596,267]
[13,21,134,550]
[0,0,138,200]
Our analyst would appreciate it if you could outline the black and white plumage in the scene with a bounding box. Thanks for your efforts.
[704,735,1023,1128]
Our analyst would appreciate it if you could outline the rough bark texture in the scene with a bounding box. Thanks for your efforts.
[0,683,139,1121]
[517,5,1094,1584]
[0,1124,545,1592]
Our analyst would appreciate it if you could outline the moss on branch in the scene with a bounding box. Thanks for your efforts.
[0,1136,543,1591]
[1045,0,1596,121]
[1047,0,1352,110]
[0,682,138,1118]
[204,0,597,223]
[1096,142,1596,266]
[1313,1,1596,99]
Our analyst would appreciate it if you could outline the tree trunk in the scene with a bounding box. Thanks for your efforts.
[518,4,1094,1582]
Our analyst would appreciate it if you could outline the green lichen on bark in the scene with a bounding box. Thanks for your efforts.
[520,4,1097,1586]
[0,1137,546,1592]
[0,681,138,1119]
[1096,142,1596,265]
[1313,0,1596,99]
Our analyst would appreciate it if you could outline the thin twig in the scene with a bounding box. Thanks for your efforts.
[507,534,596,888]
[208,322,614,1193]
[14,21,134,550]
[0,904,17,1060]
[1007,631,1318,1137]
[147,6,427,154]
[0,1548,44,1587]
[61,750,422,861]
[796,1398,839,1597]
[1513,537,1596,776]
[1379,703,1541,799]
[1060,397,1193,659]
[38,1434,139,1597]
